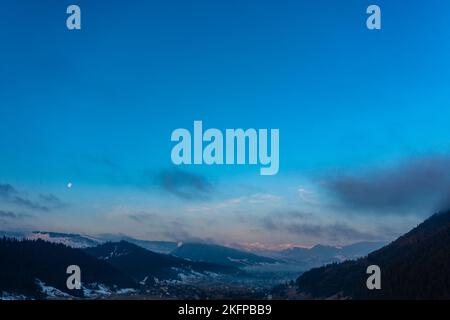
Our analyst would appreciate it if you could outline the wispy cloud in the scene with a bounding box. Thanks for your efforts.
[0,209,31,220]
[127,211,158,223]
[0,183,49,211]
[86,155,121,170]
[261,215,378,243]
[39,194,66,209]
[154,169,214,200]
[161,220,215,243]
[0,183,65,212]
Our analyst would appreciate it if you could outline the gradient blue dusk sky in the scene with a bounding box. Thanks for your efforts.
[1,0,450,248]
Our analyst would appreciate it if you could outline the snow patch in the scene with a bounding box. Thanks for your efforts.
[35,279,71,298]
[140,276,149,285]
[1,292,28,300]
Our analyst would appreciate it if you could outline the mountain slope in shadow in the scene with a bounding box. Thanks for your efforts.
[296,210,450,299]
[84,241,240,285]
[0,238,137,298]
[172,242,278,268]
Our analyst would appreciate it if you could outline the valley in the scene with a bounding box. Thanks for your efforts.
[0,230,385,300]
[5,207,449,300]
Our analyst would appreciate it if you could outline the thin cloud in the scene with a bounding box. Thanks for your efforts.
[127,211,158,223]
[261,215,378,243]
[154,168,214,200]
[86,155,121,170]
[0,210,32,220]
[285,223,375,241]
[276,209,312,219]
[39,194,66,209]
[0,183,50,212]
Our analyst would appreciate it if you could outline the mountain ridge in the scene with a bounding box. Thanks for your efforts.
[84,241,241,285]
[296,210,450,299]
[171,242,279,268]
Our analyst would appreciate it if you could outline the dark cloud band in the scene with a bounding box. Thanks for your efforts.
[322,155,450,213]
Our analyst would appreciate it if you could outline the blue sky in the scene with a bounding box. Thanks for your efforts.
[1,1,450,248]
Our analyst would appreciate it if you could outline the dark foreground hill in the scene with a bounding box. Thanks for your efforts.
[0,238,137,298]
[296,210,450,299]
